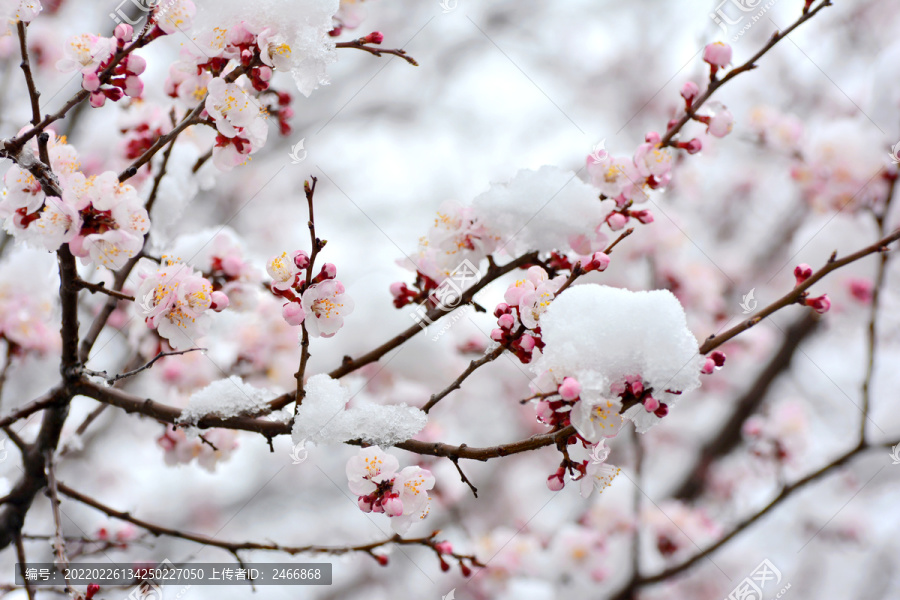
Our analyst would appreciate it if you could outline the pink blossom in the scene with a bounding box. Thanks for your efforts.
[794,263,813,286]
[503,266,565,329]
[301,279,355,337]
[703,42,732,68]
[805,293,831,314]
[558,377,581,401]
[282,302,306,326]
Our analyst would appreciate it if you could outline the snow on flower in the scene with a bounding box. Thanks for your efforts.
[346,447,435,534]
[135,258,217,349]
[291,374,427,447]
[534,284,703,433]
[472,166,610,257]
[301,279,354,337]
[191,0,340,96]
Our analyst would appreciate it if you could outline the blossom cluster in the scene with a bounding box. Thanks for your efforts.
[346,447,434,534]
[267,251,354,337]
[135,257,228,349]
[0,135,150,268]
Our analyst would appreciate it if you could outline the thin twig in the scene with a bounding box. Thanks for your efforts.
[44,452,72,595]
[74,278,135,301]
[83,348,206,384]
[14,534,35,600]
[16,21,40,126]
[336,39,419,66]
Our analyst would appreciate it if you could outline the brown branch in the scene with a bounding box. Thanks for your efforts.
[7,28,154,154]
[295,178,322,410]
[336,39,419,66]
[659,0,833,148]
[16,21,40,126]
[74,278,135,302]
[673,313,819,500]
[698,226,900,354]
[57,481,478,568]
[83,348,205,384]
[44,452,72,595]
[118,62,256,182]
[14,534,35,600]
[422,344,506,414]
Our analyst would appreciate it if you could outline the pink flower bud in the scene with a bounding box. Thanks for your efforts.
[547,474,565,491]
[320,263,337,279]
[389,282,406,297]
[653,403,669,418]
[703,42,732,68]
[493,302,510,317]
[701,357,715,375]
[210,291,230,312]
[793,263,813,286]
[681,81,700,103]
[588,251,610,272]
[607,213,628,231]
[114,23,133,41]
[848,278,873,303]
[82,72,101,92]
[358,496,373,512]
[498,313,516,329]
[376,555,389,566]
[710,351,726,367]
[282,302,306,326]
[435,541,453,555]
[558,377,581,401]
[678,138,703,154]
[805,294,831,314]
[293,250,310,269]
[707,109,734,138]
[642,395,660,412]
[363,31,384,44]
[89,91,106,108]
[490,328,505,341]
[631,209,654,224]
[125,54,147,76]
[645,131,661,144]
[383,495,404,517]
[221,255,244,277]
[630,379,643,395]
[518,334,536,352]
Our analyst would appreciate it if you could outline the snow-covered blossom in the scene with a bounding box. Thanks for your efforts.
[503,266,565,329]
[301,279,354,337]
[473,166,610,256]
[411,201,497,283]
[155,0,197,36]
[347,447,435,534]
[534,285,703,433]
[205,77,264,137]
[135,258,216,349]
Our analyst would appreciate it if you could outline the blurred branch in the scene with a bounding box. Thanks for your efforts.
[860,174,897,441]
[660,0,833,148]
[698,225,900,354]
[633,438,898,588]
[57,481,479,570]
[674,313,819,500]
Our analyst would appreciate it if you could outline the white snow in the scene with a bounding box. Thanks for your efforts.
[472,166,608,255]
[534,284,703,431]
[193,0,340,96]
[177,375,275,425]
[292,373,427,447]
